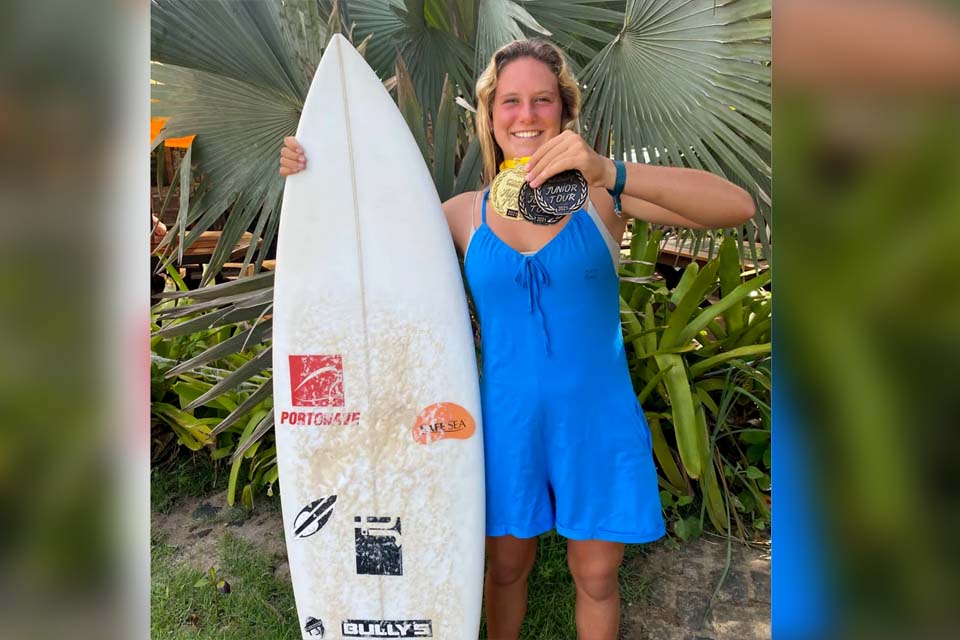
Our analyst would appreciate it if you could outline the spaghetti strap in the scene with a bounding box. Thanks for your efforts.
[481,188,489,226]
[470,190,480,233]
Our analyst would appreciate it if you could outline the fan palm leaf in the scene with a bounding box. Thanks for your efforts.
[150,0,309,96]
[394,0,476,115]
[151,62,298,280]
[579,0,771,252]
[521,0,624,66]
[474,0,552,73]
[350,0,409,77]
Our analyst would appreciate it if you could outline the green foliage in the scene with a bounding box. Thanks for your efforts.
[660,491,701,541]
[151,534,299,639]
[622,228,771,539]
[151,268,276,508]
[193,565,231,596]
[151,455,221,514]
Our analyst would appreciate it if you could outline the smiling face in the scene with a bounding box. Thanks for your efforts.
[491,57,563,161]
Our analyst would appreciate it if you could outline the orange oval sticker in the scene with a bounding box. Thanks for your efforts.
[412,402,475,445]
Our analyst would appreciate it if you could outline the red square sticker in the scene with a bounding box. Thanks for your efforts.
[289,355,344,407]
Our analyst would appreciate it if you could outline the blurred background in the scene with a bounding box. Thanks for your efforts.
[0,0,148,637]
[0,0,957,638]
[774,0,960,637]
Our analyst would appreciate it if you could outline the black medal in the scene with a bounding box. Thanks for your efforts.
[533,170,589,216]
[519,183,563,225]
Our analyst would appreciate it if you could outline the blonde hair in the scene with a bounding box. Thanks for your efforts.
[474,39,581,184]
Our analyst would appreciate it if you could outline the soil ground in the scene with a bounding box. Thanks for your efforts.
[152,491,770,639]
[620,535,770,639]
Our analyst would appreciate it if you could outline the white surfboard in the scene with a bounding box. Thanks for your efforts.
[272,34,485,640]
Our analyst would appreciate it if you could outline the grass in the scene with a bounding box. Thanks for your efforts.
[519,533,579,639]
[152,454,223,514]
[152,533,299,639]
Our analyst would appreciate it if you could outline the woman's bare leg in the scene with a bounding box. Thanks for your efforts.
[567,539,625,640]
[484,535,538,640]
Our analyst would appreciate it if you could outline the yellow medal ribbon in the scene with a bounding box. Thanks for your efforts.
[499,156,531,172]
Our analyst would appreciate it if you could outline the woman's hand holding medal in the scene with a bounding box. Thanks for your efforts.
[491,131,603,226]
[524,130,615,191]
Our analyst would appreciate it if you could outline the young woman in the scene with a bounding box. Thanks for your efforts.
[280,39,753,640]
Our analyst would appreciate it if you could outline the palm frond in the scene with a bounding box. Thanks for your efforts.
[453,136,484,194]
[474,0,551,74]
[522,0,624,68]
[151,62,298,282]
[349,0,408,77]
[579,0,771,255]
[433,76,462,201]
[395,54,431,164]
[275,0,331,86]
[150,1,361,281]
[396,0,476,115]
[153,269,275,347]
[151,0,309,97]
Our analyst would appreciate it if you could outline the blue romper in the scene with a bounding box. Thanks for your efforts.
[464,189,667,543]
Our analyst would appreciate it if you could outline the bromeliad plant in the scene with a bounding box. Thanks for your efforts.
[620,229,771,539]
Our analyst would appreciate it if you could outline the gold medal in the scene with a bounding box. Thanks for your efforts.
[490,165,527,220]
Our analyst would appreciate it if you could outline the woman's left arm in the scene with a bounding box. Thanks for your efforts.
[525,131,756,229]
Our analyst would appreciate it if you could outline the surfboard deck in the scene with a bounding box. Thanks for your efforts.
[272,34,485,639]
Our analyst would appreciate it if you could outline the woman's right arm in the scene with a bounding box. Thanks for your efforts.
[279,136,305,176]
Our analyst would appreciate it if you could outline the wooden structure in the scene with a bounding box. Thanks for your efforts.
[153,231,260,287]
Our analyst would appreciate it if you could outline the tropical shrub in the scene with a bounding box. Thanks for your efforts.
[151,268,277,508]
[621,229,770,538]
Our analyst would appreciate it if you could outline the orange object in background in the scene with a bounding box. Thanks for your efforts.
[151,116,195,148]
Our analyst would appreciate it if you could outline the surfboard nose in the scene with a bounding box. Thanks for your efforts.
[328,32,349,48]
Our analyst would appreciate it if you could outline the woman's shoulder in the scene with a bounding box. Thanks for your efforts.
[443,189,483,213]
[442,189,486,225]
[442,189,486,254]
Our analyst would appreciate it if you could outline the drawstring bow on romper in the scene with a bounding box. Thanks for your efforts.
[514,255,552,355]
